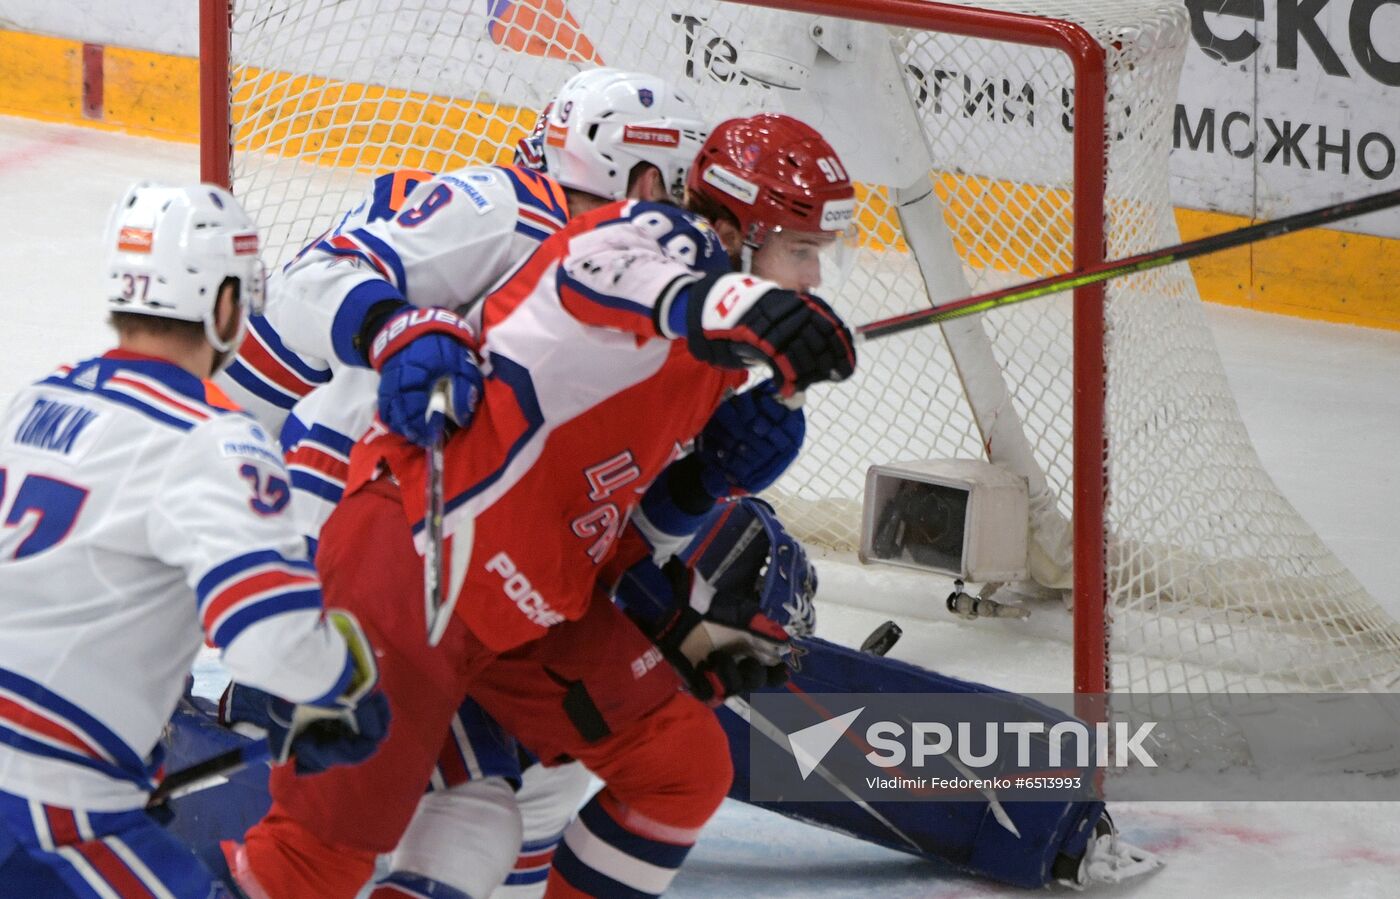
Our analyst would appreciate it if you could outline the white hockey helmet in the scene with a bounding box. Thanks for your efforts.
[540,68,708,203]
[104,182,266,358]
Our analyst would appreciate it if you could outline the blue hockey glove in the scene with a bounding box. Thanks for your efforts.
[219,611,391,774]
[683,272,856,396]
[694,380,805,498]
[369,305,483,446]
[617,498,817,704]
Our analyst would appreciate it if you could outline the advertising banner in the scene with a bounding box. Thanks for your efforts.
[1175,0,1400,239]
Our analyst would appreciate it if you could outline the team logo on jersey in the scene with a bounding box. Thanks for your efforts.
[117,227,154,253]
[622,125,681,148]
[638,87,655,107]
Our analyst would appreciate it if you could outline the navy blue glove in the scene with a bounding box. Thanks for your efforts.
[369,306,483,446]
[616,498,817,705]
[219,612,391,774]
[695,380,805,498]
[691,649,791,703]
[220,684,390,774]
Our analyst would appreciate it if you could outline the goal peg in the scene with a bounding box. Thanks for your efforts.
[946,579,1031,621]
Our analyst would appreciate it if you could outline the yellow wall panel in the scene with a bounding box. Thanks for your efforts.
[102,45,200,141]
[0,30,83,124]
[3,26,1396,331]
[1178,208,1400,331]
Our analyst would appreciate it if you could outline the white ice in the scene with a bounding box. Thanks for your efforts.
[3,116,1398,897]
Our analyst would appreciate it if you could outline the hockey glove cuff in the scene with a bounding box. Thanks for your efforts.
[370,306,483,446]
[684,271,856,395]
[218,611,391,774]
[693,380,805,498]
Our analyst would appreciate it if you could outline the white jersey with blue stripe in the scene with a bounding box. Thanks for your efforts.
[216,164,569,547]
[0,352,350,812]
[217,164,568,440]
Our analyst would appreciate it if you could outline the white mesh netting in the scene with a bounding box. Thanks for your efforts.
[221,0,1400,698]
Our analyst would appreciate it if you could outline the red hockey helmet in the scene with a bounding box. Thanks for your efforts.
[686,113,856,249]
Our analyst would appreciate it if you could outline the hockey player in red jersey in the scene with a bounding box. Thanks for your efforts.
[230,114,860,898]
[361,113,857,899]
[0,183,389,897]
[217,68,710,547]
[212,69,737,896]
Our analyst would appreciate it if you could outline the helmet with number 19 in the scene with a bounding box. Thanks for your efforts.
[686,113,857,293]
[526,68,709,204]
[103,182,267,365]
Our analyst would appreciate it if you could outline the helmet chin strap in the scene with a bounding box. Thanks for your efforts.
[740,222,773,274]
[204,318,244,377]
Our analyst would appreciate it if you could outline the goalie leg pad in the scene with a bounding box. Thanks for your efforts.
[719,636,1105,889]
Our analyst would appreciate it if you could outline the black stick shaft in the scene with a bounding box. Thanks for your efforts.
[858,188,1400,341]
[147,741,270,807]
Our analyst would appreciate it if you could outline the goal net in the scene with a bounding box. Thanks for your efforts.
[204,0,1400,711]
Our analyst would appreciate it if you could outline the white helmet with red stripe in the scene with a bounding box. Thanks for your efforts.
[104,182,266,356]
[538,68,708,203]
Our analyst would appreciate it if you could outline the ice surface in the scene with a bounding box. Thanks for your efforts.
[4,116,1397,896]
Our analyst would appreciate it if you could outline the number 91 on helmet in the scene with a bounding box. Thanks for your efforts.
[686,113,860,296]
[103,182,267,361]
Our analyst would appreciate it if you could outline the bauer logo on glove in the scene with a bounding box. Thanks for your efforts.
[368,304,484,446]
[369,306,476,365]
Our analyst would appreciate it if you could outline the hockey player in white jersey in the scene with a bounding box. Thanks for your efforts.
[0,183,389,897]
[217,68,709,552]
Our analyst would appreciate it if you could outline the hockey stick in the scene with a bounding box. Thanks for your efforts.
[723,623,923,854]
[423,380,451,647]
[147,740,271,808]
[726,694,926,854]
[856,187,1400,341]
